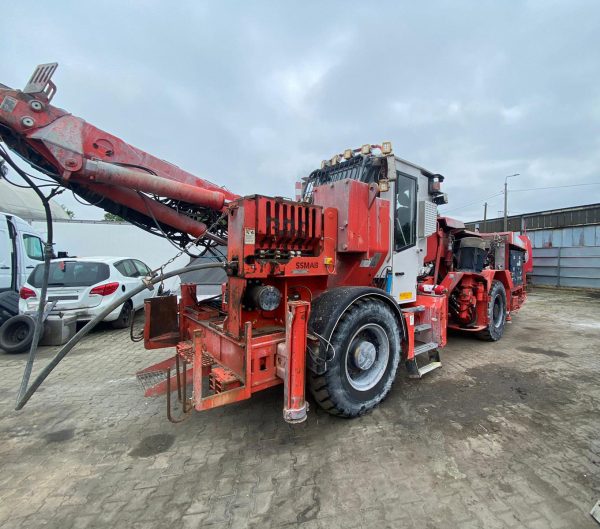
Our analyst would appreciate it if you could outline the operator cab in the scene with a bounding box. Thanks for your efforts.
[302,144,447,305]
[387,156,447,303]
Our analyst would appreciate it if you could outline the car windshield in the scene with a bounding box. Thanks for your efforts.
[28,261,110,288]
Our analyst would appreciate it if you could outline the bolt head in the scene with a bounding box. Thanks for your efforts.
[29,100,43,112]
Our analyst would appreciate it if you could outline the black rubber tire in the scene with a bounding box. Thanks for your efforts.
[308,298,401,418]
[477,280,507,341]
[111,301,134,329]
[0,315,37,354]
[0,291,19,327]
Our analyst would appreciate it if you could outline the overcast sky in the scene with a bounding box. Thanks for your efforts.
[3,1,600,222]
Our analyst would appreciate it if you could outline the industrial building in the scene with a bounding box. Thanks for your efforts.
[466,203,600,289]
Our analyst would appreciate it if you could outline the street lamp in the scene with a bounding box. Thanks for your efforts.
[503,173,520,231]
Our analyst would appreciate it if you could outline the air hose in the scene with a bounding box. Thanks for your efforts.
[14,261,227,410]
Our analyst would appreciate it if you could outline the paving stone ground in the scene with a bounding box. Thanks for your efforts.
[0,288,599,528]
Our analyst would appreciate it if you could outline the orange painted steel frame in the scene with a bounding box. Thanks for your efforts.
[422,221,528,334]
[142,180,391,420]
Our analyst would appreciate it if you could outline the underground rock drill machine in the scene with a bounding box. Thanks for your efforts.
[0,64,531,422]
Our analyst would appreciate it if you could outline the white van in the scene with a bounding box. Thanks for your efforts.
[0,212,46,324]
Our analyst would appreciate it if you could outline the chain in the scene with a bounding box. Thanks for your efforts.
[148,212,228,289]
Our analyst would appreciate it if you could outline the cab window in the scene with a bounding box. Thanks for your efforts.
[394,173,417,251]
[23,234,44,261]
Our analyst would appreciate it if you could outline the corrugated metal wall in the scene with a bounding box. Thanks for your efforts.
[464,204,600,289]
[529,226,600,288]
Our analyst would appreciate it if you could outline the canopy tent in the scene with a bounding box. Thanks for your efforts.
[0,180,70,221]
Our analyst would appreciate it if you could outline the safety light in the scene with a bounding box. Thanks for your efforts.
[361,144,371,155]
[19,286,36,300]
[343,149,353,160]
[321,160,328,169]
[381,141,392,154]
[90,282,120,296]
[330,154,340,166]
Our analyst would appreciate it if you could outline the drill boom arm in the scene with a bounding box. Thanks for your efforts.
[0,63,238,245]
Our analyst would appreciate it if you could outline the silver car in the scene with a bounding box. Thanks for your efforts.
[19,256,156,328]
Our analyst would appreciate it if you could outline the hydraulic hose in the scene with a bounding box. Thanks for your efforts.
[0,146,55,409]
[14,261,227,410]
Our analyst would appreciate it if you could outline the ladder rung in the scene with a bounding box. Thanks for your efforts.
[418,362,442,377]
[402,305,425,313]
[414,323,431,333]
[414,341,438,356]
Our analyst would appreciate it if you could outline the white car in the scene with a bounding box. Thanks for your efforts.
[19,257,156,329]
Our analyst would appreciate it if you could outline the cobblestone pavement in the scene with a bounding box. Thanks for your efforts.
[0,288,599,528]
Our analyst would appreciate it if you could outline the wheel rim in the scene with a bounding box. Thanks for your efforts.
[492,296,503,327]
[344,323,390,391]
[9,323,29,344]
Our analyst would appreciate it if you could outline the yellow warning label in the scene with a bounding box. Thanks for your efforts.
[399,291,413,301]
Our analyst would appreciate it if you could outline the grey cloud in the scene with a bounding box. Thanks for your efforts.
[2,0,599,221]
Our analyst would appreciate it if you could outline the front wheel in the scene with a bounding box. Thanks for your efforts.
[308,298,401,417]
[477,280,507,341]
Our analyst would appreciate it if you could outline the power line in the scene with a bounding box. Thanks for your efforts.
[511,182,600,192]
[441,191,503,213]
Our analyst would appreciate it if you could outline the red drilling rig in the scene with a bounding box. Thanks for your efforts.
[0,64,531,422]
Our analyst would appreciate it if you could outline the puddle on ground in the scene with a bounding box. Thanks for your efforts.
[44,428,75,443]
[517,346,568,358]
[129,433,175,458]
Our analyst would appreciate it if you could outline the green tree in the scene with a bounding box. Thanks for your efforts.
[104,212,124,222]
[60,204,75,219]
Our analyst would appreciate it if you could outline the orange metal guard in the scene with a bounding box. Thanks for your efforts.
[278,301,310,423]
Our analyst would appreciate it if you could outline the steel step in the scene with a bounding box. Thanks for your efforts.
[416,362,442,377]
[413,341,438,357]
[414,323,431,333]
[402,305,425,313]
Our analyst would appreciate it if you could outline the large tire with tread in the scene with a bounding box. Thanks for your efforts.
[0,315,37,354]
[477,280,507,341]
[111,301,134,329]
[308,298,401,417]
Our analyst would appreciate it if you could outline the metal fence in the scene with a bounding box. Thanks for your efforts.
[528,226,600,288]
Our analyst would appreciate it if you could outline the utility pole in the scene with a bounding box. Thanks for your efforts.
[483,202,488,232]
[503,173,520,231]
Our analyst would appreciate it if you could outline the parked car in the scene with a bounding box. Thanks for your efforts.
[18,256,156,329]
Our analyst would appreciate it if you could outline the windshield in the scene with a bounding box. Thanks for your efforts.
[28,261,110,288]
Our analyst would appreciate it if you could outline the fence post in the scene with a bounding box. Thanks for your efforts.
[557,246,562,288]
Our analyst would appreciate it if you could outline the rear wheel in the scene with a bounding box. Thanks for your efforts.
[0,315,37,354]
[477,280,507,341]
[308,299,401,417]
[111,301,134,329]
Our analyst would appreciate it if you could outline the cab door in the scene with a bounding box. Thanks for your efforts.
[19,232,44,287]
[391,171,420,303]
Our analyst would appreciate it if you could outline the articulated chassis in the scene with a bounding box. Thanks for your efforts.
[140,170,529,423]
[0,65,530,422]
